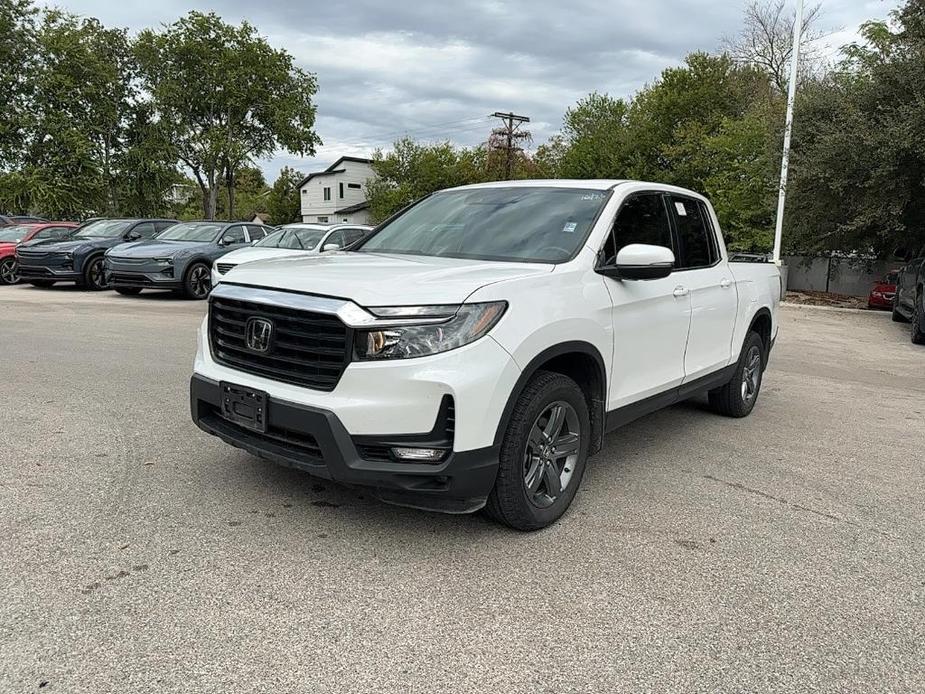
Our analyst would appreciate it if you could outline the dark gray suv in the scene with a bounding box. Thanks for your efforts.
[104,221,271,299]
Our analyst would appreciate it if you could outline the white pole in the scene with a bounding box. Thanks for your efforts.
[772,0,805,265]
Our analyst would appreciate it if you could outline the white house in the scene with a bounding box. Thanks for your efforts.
[298,156,375,225]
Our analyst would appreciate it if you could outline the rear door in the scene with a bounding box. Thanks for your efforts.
[668,196,738,380]
[603,192,692,408]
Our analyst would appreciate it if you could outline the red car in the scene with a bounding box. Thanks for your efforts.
[0,222,78,285]
[868,270,900,310]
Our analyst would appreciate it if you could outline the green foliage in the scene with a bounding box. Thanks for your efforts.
[134,11,320,219]
[266,167,304,225]
[366,139,490,223]
[787,0,925,257]
[0,0,37,171]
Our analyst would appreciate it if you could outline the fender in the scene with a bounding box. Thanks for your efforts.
[745,306,774,365]
[492,340,607,453]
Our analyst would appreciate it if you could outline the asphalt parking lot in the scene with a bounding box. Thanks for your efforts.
[1,284,923,693]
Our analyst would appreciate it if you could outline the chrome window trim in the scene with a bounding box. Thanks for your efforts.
[211,283,454,328]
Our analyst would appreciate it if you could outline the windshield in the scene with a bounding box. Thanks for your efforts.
[0,225,30,242]
[156,223,224,242]
[357,187,611,263]
[75,220,133,238]
[258,227,327,250]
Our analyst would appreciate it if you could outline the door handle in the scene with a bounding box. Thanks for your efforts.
[672,286,689,298]
[720,278,732,289]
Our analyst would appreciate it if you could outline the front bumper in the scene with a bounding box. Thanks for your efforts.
[16,259,81,281]
[105,258,181,289]
[190,374,500,513]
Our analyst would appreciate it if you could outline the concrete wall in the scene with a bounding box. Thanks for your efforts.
[783,256,901,297]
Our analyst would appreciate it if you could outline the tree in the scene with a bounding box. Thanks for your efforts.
[266,166,304,225]
[116,103,181,217]
[0,0,37,177]
[134,11,321,220]
[365,138,492,223]
[723,0,828,93]
[786,0,925,257]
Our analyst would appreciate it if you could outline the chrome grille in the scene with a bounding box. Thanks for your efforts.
[209,296,351,391]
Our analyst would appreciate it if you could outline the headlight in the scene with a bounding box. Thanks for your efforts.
[354,302,507,360]
[153,257,173,265]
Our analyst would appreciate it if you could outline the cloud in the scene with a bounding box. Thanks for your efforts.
[40,0,899,180]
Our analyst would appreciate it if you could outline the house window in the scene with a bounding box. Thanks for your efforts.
[323,187,331,201]
[348,183,362,190]
[301,189,306,195]
[339,182,345,199]
[317,216,329,223]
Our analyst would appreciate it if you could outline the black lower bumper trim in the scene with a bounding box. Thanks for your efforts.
[190,374,499,514]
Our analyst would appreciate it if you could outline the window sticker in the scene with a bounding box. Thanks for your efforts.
[562,222,578,233]
[675,201,688,216]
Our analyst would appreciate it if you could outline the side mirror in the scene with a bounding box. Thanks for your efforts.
[125,231,141,241]
[598,244,675,281]
[322,243,341,252]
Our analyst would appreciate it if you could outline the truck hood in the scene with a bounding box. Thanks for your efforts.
[219,247,313,265]
[108,239,213,258]
[223,251,554,306]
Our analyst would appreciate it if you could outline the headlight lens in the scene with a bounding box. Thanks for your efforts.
[355,302,507,360]
[153,257,173,265]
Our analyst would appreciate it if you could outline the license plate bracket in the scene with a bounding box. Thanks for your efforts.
[219,382,268,433]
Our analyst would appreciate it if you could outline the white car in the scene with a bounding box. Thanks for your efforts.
[210,223,373,286]
[191,180,780,530]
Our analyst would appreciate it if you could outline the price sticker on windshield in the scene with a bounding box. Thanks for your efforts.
[562,222,578,233]
[675,202,688,216]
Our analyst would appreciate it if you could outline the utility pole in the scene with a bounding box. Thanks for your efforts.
[490,111,530,180]
[772,0,805,265]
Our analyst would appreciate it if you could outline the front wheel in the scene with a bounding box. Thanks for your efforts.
[912,292,925,345]
[80,256,108,291]
[182,262,212,300]
[485,371,590,531]
[709,331,766,418]
[0,257,18,285]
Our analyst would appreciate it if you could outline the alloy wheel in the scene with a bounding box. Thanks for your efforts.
[190,265,211,298]
[0,258,17,285]
[88,258,108,289]
[523,401,581,509]
[740,345,762,403]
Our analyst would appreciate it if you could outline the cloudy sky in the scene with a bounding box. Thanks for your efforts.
[41,0,898,181]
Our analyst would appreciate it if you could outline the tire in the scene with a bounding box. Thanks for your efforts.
[912,291,925,345]
[29,280,55,288]
[485,371,591,531]
[892,305,906,322]
[709,331,766,418]
[115,287,142,296]
[0,257,17,285]
[80,255,108,291]
[182,262,212,300]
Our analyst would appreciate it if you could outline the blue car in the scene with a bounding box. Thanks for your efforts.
[104,221,271,299]
[16,218,177,290]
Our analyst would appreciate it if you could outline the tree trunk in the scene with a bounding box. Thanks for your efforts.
[225,166,235,220]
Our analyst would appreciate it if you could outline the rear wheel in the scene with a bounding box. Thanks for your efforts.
[115,287,142,296]
[709,331,766,418]
[485,371,590,531]
[29,280,55,288]
[80,255,108,291]
[912,291,925,345]
[0,257,18,285]
[182,262,212,300]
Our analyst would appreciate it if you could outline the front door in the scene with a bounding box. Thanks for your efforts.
[602,193,692,409]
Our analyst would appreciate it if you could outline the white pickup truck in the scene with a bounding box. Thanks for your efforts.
[190,180,780,530]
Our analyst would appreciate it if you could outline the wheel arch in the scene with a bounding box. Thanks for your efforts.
[493,341,607,455]
[746,307,773,365]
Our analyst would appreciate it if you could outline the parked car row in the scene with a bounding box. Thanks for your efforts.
[3,217,374,298]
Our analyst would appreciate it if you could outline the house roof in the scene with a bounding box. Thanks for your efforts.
[297,156,373,189]
[334,201,370,215]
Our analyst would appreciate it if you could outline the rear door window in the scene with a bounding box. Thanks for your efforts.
[602,193,674,266]
[670,197,717,269]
